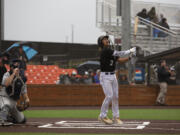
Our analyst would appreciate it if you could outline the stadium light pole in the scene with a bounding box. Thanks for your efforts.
[0,0,4,51]
[71,24,74,43]
[121,0,133,83]
[0,0,4,52]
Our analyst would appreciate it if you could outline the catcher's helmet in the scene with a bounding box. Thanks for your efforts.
[9,59,21,69]
[97,35,109,49]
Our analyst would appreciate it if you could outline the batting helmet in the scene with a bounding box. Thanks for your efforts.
[97,35,109,49]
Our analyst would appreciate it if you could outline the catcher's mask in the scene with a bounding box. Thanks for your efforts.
[97,35,109,49]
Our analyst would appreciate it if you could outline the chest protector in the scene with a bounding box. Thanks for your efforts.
[6,72,25,101]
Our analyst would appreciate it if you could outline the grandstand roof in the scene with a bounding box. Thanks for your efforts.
[139,47,180,63]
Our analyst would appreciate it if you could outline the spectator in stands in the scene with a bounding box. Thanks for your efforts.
[57,74,63,84]
[56,79,60,84]
[156,60,171,105]
[60,73,71,85]
[94,69,100,84]
[82,71,93,84]
[137,8,148,20]
[175,61,180,85]
[0,53,7,87]
[146,7,159,37]
[70,71,79,84]
[80,71,88,84]
[88,69,95,83]
[159,14,164,24]
[152,15,160,38]
[147,7,157,21]
[168,67,176,85]
[14,47,27,70]
[119,75,129,85]
[158,18,170,37]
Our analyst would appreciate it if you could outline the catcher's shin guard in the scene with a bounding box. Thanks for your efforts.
[0,105,10,121]
[21,116,27,124]
[0,105,13,126]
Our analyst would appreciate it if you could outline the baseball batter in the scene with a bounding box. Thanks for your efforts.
[0,60,30,126]
[97,35,136,124]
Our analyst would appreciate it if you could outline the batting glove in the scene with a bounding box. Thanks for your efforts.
[130,47,136,53]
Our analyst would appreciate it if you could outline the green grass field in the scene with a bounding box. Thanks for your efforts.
[1,108,180,135]
[24,109,180,120]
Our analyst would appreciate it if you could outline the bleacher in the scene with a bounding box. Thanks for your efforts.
[26,65,77,84]
[96,0,180,56]
[6,65,77,84]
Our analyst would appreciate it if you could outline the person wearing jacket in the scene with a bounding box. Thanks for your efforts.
[156,60,171,105]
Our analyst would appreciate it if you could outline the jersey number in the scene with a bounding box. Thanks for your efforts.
[110,60,114,66]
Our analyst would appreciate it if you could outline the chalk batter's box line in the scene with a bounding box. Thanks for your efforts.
[39,126,146,130]
[54,122,150,127]
[38,121,150,130]
[55,121,149,124]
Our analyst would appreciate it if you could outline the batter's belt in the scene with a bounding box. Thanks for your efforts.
[105,72,115,75]
[101,72,115,75]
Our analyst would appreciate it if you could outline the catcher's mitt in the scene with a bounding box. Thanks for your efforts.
[16,101,30,112]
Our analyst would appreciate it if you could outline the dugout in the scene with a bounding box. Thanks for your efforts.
[139,47,180,85]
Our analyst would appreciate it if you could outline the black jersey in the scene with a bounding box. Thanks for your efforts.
[100,48,118,72]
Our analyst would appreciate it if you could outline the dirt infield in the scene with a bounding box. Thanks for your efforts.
[0,118,180,134]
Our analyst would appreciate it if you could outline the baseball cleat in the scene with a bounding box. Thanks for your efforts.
[98,116,113,124]
[113,117,123,125]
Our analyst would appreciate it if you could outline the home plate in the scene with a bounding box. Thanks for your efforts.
[38,120,150,130]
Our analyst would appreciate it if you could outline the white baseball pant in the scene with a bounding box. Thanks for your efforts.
[99,72,119,118]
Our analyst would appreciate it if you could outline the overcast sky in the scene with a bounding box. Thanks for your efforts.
[4,0,180,44]
[4,0,104,44]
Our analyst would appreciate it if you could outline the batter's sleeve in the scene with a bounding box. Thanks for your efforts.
[113,50,131,57]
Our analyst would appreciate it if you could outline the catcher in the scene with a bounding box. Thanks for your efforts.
[0,59,30,126]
